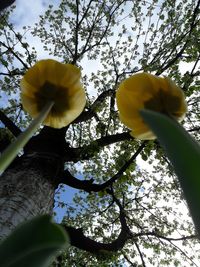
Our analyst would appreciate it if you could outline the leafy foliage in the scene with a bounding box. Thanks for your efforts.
[0,0,200,266]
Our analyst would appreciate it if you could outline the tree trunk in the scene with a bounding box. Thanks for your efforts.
[0,152,62,240]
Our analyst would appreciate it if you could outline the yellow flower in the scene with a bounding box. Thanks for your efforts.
[116,73,187,140]
[21,59,86,128]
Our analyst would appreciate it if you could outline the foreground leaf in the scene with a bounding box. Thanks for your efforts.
[0,215,69,267]
[140,109,200,236]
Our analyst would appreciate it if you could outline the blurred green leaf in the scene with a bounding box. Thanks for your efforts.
[140,109,200,236]
[0,215,69,267]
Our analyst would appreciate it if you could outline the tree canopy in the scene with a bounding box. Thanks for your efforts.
[0,0,200,266]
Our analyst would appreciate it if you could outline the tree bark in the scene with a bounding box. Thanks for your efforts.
[0,152,62,240]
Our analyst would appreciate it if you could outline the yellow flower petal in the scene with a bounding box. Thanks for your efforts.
[130,130,155,140]
[20,59,86,128]
[116,73,187,140]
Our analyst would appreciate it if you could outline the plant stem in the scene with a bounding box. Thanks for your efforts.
[0,101,54,173]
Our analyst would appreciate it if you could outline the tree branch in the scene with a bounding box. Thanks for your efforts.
[69,131,132,162]
[155,0,200,75]
[0,110,21,137]
[135,242,146,267]
[61,142,146,192]
[71,0,80,65]
[0,0,15,11]
[188,127,200,133]
[0,41,29,69]
[24,126,69,158]
[133,231,197,242]
[63,187,131,254]
[123,254,137,267]
[73,89,114,123]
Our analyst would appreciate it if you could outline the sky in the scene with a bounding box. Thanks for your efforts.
[11,0,59,26]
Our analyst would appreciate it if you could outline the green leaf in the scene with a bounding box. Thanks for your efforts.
[140,109,200,235]
[0,215,69,267]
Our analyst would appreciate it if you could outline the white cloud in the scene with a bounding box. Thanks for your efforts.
[11,0,59,27]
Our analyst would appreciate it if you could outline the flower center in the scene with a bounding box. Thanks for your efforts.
[35,81,70,115]
[144,88,182,117]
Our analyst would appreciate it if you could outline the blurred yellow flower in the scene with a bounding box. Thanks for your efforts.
[21,59,86,128]
[116,73,187,140]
